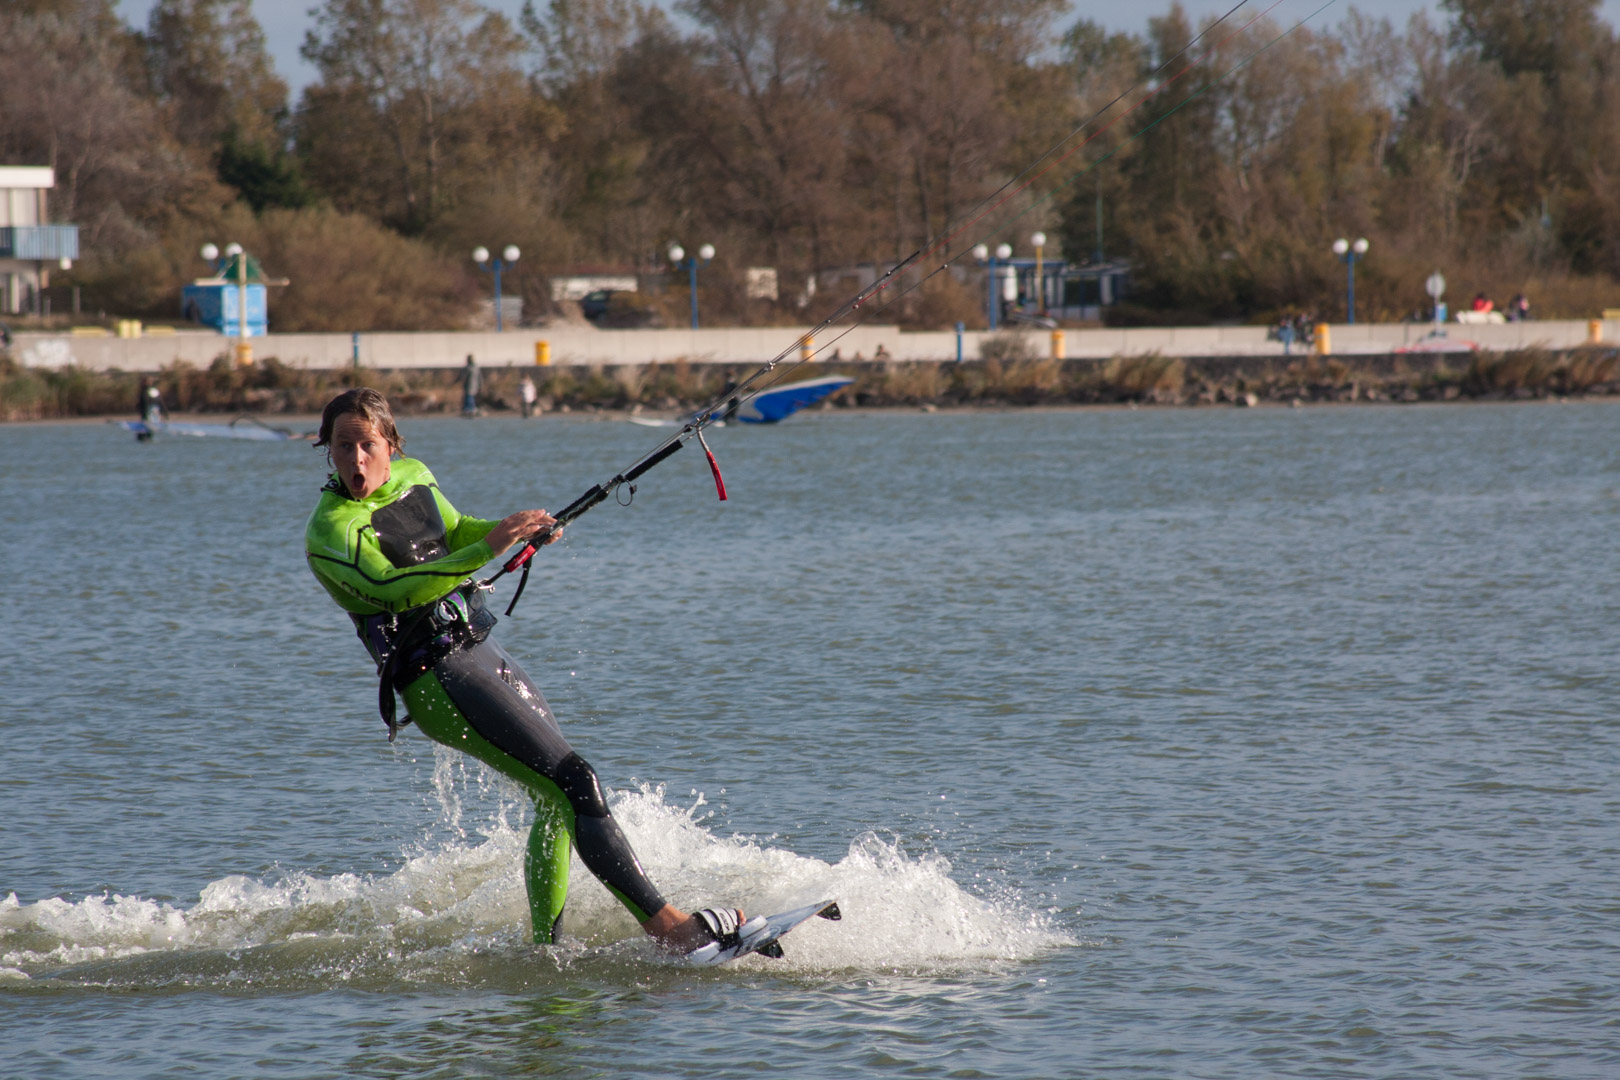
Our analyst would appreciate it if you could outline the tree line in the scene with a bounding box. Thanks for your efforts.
[1,0,1616,332]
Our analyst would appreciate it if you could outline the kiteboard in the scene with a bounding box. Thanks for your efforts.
[685,898,841,966]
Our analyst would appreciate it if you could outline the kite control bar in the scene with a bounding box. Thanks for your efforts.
[483,434,692,614]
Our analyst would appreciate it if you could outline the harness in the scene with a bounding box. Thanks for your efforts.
[355,482,497,740]
[355,586,496,740]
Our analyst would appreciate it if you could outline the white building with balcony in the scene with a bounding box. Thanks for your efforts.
[0,166,80,315]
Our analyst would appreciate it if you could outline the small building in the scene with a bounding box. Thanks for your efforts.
[812,256,1130,324]
[0,166,80,315]
[182,251,279,335]
[1049,259,1131,323]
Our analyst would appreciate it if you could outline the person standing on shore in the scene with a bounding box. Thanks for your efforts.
[461,355,481,417]
[303,387,743,952]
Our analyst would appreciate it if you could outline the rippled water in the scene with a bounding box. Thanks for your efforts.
[3,402,1618,1078]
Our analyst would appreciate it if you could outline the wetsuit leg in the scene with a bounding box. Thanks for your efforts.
[400,638,668,943]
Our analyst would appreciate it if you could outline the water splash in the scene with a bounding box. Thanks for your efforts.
[1,777,1071,988]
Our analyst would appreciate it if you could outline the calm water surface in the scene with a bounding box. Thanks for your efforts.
[2,403,1617,1078]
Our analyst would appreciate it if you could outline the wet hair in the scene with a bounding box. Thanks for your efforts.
[315,387,405,455]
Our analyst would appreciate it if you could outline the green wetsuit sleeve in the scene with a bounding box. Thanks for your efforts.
[306,492,494,614]
[442,493,498,552]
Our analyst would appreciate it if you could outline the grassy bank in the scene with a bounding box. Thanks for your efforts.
[4,348,1619,422]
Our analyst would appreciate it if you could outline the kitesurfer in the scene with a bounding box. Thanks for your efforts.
[304,387,741,952]
[138,377,165,423]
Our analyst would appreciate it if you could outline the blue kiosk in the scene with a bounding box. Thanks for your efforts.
[182,250,280,337]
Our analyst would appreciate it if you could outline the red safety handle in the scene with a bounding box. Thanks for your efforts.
[697,429,727,501]
[503,542,537,574]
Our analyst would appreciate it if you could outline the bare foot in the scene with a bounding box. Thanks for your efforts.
[641,904,744,953]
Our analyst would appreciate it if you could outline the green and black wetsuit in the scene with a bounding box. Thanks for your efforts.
[305,457,668,942]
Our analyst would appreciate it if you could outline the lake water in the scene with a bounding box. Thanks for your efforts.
[3,403,1617,1079]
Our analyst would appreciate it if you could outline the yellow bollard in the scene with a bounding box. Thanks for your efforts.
[1589,319,1603,344]
[801,335,815,362]
[234,341,254,367]
[1315,323,1331,356]
[1050,329,1065,360]
[536,340,551,365]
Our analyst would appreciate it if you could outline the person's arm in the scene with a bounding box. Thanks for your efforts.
[436,482,558,556]
[441,491,498,552]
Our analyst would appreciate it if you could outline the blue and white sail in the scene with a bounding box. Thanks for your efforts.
[728,374,854,423]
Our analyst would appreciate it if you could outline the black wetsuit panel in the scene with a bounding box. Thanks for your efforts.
[371,485,453,566]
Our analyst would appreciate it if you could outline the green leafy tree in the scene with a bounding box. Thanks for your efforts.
[216,127,314,212]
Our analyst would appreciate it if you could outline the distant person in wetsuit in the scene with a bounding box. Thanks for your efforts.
[138,377,165,423]
[304,388,742,952]
[135,377,165,439]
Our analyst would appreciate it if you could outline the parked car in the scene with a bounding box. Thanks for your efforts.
[581,289,617,321]
[584,289,662,328]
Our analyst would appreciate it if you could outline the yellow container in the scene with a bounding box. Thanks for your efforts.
[1315,323,1331,355]
[801,335,815,362]
[1050,329,1065,360]
[1589,319,1603,344]
[535,340,551,366]
[234,341,254,367]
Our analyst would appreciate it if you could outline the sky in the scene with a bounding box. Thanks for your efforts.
[116,0,1620,96]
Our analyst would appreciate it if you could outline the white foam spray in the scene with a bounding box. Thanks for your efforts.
[1,758,1071,984]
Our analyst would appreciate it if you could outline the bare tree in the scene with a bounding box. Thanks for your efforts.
[299,0,528,234]
[143,0,288,150]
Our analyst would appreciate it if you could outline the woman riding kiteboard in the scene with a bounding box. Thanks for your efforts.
[303,387,744,953]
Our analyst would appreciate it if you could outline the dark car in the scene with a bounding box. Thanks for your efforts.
[581,289,617,321]
[583,289,662,328]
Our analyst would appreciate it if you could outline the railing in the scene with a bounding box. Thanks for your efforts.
[0,225,80,260]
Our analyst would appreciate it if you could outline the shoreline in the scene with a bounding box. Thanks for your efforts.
[4,349,1618,423]
[8,394,1618,431]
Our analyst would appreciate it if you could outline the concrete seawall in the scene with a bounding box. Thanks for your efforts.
[10,319,1618,373]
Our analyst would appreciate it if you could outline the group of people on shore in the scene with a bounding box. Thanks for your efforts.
[461,355,540,418]
[1270,313,1317,352]
[1469,292,1532,321]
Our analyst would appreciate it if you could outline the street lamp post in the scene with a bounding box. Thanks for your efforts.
[1332,237,1370,323]
[472,245,520,332]
[668,243,714,329]
[973,243,1014,330]
[1031,231,1046,313]
[1425,271,1447,327]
